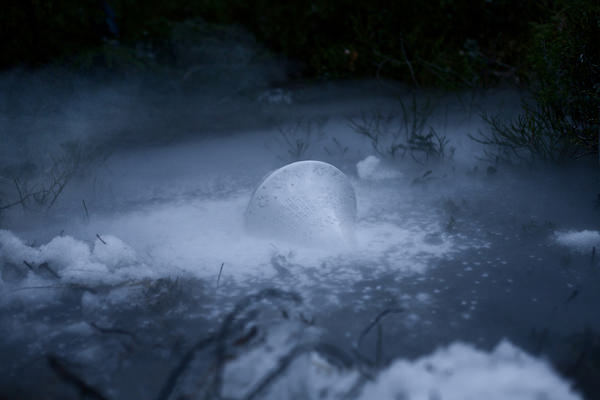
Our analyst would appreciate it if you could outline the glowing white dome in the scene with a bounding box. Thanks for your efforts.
[245,161,357,247]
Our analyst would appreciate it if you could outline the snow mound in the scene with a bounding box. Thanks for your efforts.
[0,230,154,287]
[0,230,40,266]
[553,230,600,253]
[358,340,580,400]
[215,330,579,400]
[92,234,138,271]
[245,161,357,248]
[356,155,402,180]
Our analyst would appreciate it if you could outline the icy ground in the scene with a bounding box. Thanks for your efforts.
[1,84,599,399]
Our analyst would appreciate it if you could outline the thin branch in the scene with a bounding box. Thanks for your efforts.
[216,262,225,288]
[96,234,107,245]
[88,322,137,341]
[353,308,404,365]
[154,335,215,400]
[47,355,110,400]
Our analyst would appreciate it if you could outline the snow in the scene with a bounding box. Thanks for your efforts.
[553,230,600,253]
[358,340,581,400]
[92,234,138,271]
[41,235,104,274]
[209,322,580,400]
[356,155,402,180]
[0,229,156,290]
[0,229,40,266]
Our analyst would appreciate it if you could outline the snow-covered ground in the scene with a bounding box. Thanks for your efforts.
[1,79,598,399]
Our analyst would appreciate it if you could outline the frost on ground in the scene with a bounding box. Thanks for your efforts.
[0,176,469,309]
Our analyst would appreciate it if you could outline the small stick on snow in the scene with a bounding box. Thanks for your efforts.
[47,355,110,400]
[82,199,90,222]
[23,260,35,272]
[39,262,61,279]
[216,262,225,288]
[96,234,107,245]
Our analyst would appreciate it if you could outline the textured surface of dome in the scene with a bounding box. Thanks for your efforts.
[245,161,357,247]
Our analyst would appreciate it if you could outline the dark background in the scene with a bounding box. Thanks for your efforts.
[0,0,562,85]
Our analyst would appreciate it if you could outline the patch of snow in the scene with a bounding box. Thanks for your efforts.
[358,340,580,400]
[0,230,156,290]
[0,230,40,266]
[40,235,104,274]
[553,230,600,253]
[92,234,138,271]
[356,155,402,180]
[216,331,580,400]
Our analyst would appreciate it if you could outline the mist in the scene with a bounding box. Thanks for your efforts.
[1,14,599,400]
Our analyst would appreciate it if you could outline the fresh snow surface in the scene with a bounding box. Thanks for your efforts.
[358,341,581,400]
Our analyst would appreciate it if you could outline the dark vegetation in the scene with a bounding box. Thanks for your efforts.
[471,0,600,164]
[349,95,453,163]
[0,1,562,85]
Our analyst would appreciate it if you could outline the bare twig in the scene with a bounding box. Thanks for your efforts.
[96,234,107,245]
[39,262,61,279]
[23,260,35,272]
[13,179,26,210]
[154,335,215,400]
[47,355,110,400]
[216,262,225,288]
[353,308,404,365]
[399,40,419,89]
[88,322,136,341]
[82,199,90,222]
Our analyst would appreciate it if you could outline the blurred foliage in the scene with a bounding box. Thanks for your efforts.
[472,0,600,163]
[2,0,546,86]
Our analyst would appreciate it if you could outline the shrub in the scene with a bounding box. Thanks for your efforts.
[473,0,600,164]
[349,95,452,164]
